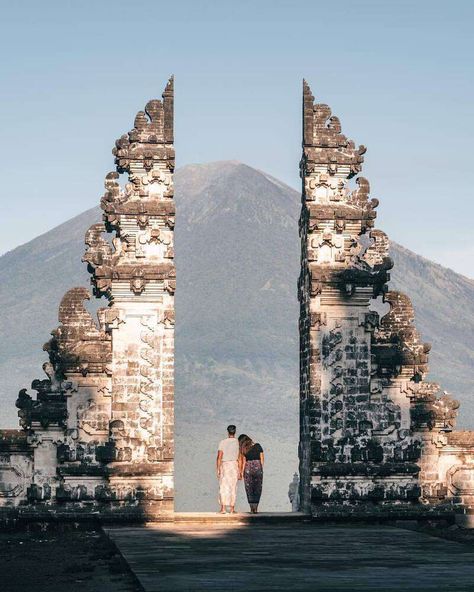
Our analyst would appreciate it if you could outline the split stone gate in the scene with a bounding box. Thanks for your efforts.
[1,78,474,523]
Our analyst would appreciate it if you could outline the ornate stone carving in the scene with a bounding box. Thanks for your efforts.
[44,287,112,377]
[76,399,109,436]
[298,79,474,517]
[303,80,366,176]
[0,464,28,498]
[0,78,175,517]
[374,291,431,379]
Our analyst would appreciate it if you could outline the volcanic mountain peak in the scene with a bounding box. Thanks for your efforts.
[0,161,473,433]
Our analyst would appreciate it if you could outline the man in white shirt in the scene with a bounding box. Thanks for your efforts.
[216,424,240,513]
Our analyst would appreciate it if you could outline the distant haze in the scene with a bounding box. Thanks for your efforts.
[0,162,473,510]
[1,2,474,278]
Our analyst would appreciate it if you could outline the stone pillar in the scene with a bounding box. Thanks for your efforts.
[298,81,420,516]
[8,80,176,517]
[94,79,175,516]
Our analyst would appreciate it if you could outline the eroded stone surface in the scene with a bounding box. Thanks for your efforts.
[298,80,474,518]
[0,78,175,517]
[0,79,473,522]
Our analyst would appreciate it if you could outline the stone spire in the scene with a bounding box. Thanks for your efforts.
[302,79,366,177]
[84,77,176,512]
[4,78,176,517]
[298,80,468,519]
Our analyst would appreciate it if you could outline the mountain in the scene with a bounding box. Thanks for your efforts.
[1,161,473,510]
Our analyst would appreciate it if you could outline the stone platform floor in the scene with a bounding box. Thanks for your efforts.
[2,527,142,592]
[105,518,474,592]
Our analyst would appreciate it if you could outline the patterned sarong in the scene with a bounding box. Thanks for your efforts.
[244,460,263,504]
[219,460,239,506]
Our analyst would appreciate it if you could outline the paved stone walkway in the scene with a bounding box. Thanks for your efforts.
[105,519,474,591]
[2,528,142,592]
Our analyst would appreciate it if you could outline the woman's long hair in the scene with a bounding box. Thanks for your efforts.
[238,434,254,455]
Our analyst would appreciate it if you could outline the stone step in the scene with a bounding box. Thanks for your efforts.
[164,511,311,525]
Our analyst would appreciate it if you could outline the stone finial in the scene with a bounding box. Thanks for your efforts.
[411,383,460,431]
[302,79,366,176]
[113,77,174,173]
[44,287,111,377]
[362,230,393,270]
[374,290,431,377]
[83,223,113,268]
[16,387,67,430]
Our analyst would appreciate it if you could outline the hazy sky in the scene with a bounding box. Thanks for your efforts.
[1,0,473,276]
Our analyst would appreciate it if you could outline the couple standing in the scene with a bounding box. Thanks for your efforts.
[216,424,264,514]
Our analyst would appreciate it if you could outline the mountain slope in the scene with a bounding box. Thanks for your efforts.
[1,161,473,509]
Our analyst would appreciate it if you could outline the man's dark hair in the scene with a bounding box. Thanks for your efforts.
[227,424,236,435]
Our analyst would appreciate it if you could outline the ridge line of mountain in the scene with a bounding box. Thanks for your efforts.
[1,161,473,434]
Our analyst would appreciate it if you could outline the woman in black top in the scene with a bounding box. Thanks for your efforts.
[238,434,264,513]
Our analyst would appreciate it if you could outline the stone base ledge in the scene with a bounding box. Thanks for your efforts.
[0,504,461,531]
[311,502,457,523]
[0,502,174,530]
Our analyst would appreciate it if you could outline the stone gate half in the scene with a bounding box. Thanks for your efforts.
[0,78,175,519]
[298,80,474,523]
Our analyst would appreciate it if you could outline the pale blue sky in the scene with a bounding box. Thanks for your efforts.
[1,0,473,276]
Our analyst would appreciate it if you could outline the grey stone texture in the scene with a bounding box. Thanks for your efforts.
[298,80,474,520]
[0,80,473,523]
[0,78,175,518]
